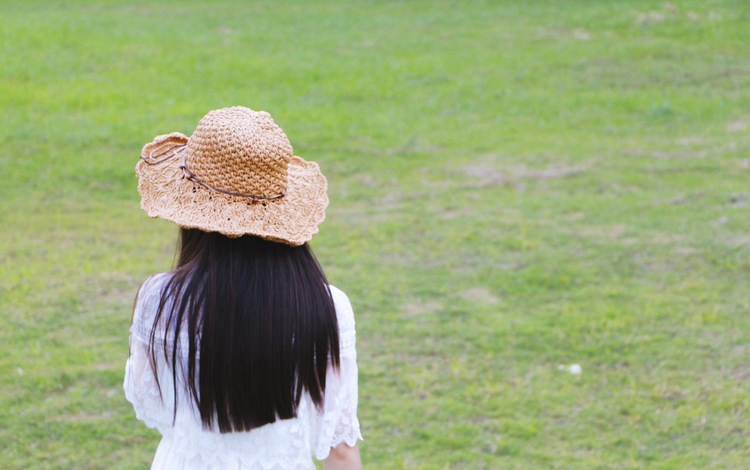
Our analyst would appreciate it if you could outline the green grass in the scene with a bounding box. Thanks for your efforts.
[2,0,750,468]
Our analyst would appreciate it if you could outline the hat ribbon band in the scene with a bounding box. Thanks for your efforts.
[180,156,287,202]
[141,144,286,202]
[141,144,186,165]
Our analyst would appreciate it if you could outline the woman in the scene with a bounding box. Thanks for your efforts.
[125,107,363,470]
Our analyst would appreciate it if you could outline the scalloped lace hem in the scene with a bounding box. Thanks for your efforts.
[314,431,364,461]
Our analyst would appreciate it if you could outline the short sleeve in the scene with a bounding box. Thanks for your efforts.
[123,274,174,433]
[312,286,363,460]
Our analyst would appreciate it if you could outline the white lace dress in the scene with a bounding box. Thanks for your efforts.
[124,273,363,470]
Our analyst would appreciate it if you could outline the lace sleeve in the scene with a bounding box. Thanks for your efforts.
[123,274,174,433]
[313,286,364,460]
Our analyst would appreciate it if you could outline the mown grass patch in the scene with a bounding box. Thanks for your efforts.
[2,0,750,468]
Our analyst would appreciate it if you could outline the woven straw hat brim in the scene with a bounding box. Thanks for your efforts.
[136,132,328,246]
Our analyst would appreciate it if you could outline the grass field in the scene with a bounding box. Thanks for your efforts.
[2,0,750,468]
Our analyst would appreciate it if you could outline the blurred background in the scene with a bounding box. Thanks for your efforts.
[1,0,749,468]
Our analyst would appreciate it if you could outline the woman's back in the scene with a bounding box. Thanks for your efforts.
[127,106,362,469]
[125,273,361,470]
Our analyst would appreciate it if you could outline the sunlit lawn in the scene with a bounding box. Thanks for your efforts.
[2,0,750,468]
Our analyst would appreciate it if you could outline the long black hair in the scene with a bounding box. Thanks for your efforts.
[148,228,340,432]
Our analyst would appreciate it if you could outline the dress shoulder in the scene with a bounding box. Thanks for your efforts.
[328,285,356,358]
[328,285,354,325]
[131,272,172,345]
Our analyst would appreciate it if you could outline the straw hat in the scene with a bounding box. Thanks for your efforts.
[136,106,328,246]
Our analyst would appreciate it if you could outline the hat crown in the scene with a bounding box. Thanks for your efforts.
[185,107,292,198]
